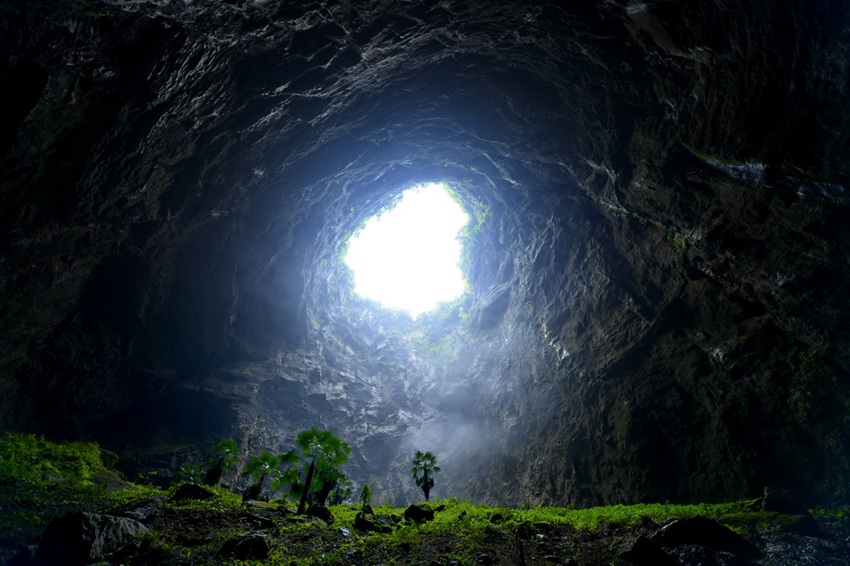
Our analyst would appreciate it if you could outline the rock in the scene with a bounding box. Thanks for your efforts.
[35,512,148,566]
[652,517,762,559]
[404,504,435,524]
[674,544,738,566]
[786,513,824,537]
[761,486,809,515]
[618,535,677,566]
[215,532,271,561]
[306,504,334,525]
[112,496,166,522]
[169,483,215,502]
[245,499,278,511]
[354,513,393,533]
[240,512,276,531]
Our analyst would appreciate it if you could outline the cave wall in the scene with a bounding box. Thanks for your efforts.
[1,0,849,506]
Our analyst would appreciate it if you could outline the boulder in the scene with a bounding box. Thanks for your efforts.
[652,517,762,559]
[761,486,809,515]
[354,514,392,533]
[113,496,166,522]
[306,504,335,525]
[215,532,271,560]
[169,483,215,502]
[35,512,148,566]
[404,504,435,524]
[239,512,276,531]
[618,535,677,566]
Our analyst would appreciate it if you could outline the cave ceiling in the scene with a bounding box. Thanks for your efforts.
[1,0,849,507]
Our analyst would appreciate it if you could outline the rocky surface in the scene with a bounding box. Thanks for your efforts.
[23,501,850,566]
[34,511,148,565]
[1,0,849,508]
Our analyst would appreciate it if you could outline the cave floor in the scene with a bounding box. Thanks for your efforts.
[127,500,850,566]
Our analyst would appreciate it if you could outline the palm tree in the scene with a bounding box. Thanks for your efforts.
[203,439,238,487]
[242,450,297,501]
[411,450,441,501]
[294,427,351,513]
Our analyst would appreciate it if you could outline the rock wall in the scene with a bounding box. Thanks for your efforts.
[1,0,849,506]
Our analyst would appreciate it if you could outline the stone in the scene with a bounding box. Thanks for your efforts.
[240,512,276,531]
[652,517,762,559]
[761,486,809,515]
[215,532,271,561]
[169,483,215,502]
[354,513,393,533]
[35,512,148,566]
[404,504,435,524]
[618,535,677,566]
[112,496,166,522]
[306,504,335,525]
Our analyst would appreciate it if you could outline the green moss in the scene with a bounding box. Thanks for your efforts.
[0,432,109,486]
[0,433,164,547]
[666,231,689,250]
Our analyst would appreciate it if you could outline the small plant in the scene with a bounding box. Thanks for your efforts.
[358,483,372,517]
[666,231,689,250]
[174,464,203,486]
[411,450,441,501]
[202,439,238,486]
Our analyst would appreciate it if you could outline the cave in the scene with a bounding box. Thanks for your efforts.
[2,0,849,509]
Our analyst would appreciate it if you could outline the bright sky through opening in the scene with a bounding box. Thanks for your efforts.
[344,183,469,318]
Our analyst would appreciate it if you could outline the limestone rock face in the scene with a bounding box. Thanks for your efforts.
[2,0,849,506]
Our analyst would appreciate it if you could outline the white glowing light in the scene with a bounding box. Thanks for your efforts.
[344,182,469,318]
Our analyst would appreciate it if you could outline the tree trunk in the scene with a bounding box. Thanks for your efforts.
[243,469,267,502]
[203,457,224,486]
[423,468,430,501]
[317,477,336,506]
[297,459,316,514]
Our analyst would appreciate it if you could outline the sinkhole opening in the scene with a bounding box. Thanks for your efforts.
[344,182,470,319]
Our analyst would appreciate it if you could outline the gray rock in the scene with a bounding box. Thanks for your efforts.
[36,512,148,566]
[113,496,166,523]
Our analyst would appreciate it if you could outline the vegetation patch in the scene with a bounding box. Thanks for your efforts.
[3,433,849,565]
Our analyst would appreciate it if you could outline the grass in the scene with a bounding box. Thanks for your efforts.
[2,432,847,565]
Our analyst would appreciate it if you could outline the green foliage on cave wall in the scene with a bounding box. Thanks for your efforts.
[0,433,159,548]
